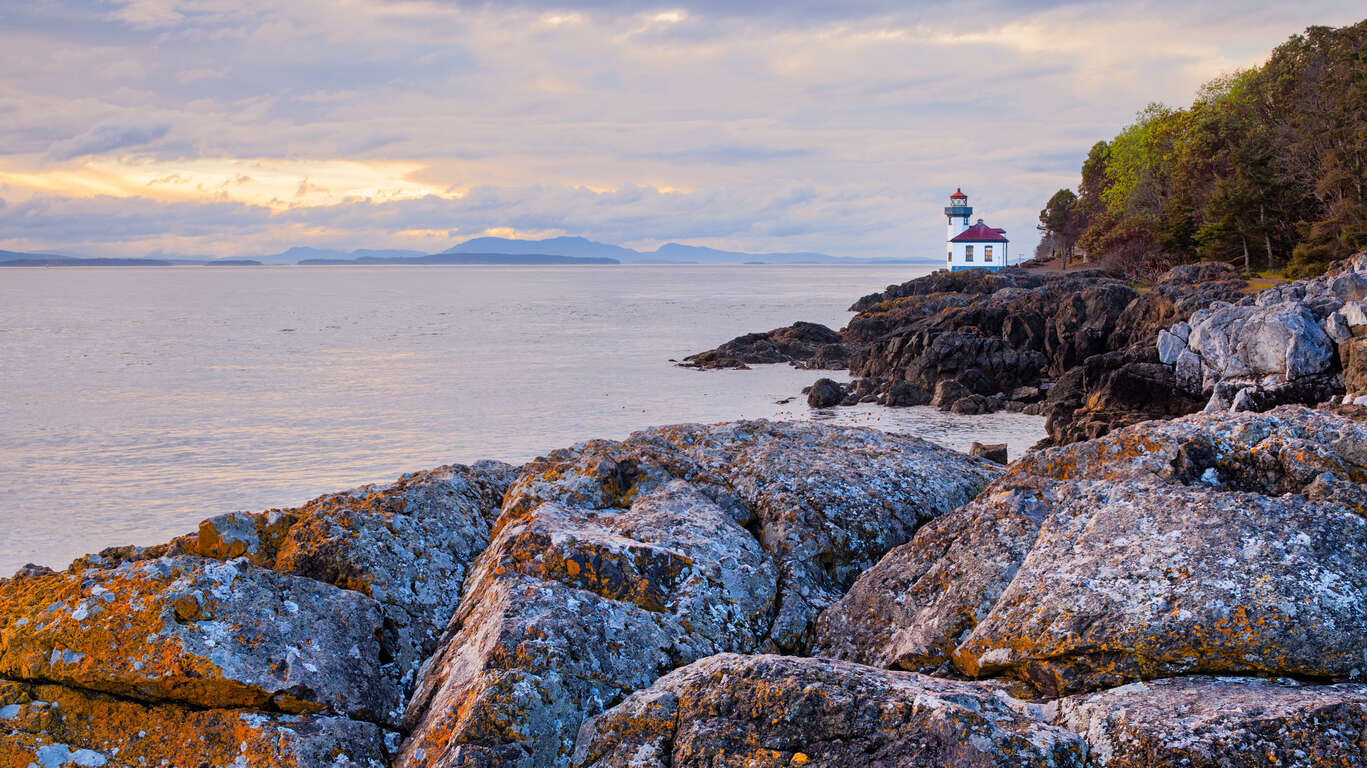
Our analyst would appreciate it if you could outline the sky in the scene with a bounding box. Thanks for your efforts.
[1,1,1363,261]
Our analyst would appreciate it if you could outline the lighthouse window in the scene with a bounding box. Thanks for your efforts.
[965,245,974,261]
[984,245,993,261]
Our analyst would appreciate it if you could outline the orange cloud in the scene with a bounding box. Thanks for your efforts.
[0,157,459,211]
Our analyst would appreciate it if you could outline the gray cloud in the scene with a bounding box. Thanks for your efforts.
[0,180,903,259]
[0,195,270,241]
[46,121,171,160]
[391,0,1075,23]
[641,145,818,165]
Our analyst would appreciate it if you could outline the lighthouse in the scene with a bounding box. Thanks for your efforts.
[945,188,972,241]
[944,189,1009,271]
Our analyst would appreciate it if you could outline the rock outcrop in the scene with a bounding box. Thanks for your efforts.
[683,260,1254,445]
[0,555,401,723]
[0,460,515,764]
[681,321,848,370]
[1158,252,1367,412]
[0,421,1002,767]
[573,653,1090,768]
[684,252,1367,446]
[7,411,1367,766]
[1049,676,1367,767]
[817,406,1367,696]
[396,421,998,767]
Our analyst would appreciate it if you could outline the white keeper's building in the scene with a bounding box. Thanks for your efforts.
[944,188,1009,271]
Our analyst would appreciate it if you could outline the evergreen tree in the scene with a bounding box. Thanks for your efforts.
[1057,18,1366,277]
[1038,189,1082,268]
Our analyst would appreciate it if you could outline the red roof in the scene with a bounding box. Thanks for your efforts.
[949,188,967,200]
[951,221,1008,242]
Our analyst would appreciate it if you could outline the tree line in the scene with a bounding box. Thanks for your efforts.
[1038,19,1366,279]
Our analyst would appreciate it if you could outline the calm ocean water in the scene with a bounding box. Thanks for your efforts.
[0,265,1045,574]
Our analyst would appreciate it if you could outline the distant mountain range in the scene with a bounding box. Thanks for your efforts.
[3,236,928,266]
[299,252,618,266]
[438,236,908,264]
[269,236,920,264]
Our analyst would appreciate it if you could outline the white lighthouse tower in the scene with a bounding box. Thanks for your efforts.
[944,188,1009,271]
[945,188,972,242]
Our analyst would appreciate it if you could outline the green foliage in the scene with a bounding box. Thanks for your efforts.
[1060,18,1367,277]
[1037,188,1083,266]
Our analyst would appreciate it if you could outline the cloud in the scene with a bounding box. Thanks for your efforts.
[0,194,270,241]
[405,0,1065,24]
[642,145,817,165]
[106,0,185,29]
[0,179,904,259]
[2,0,1365,259]
[46,122,171,161]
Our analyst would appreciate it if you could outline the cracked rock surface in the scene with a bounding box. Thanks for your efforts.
[1049,676,1367,767]
[573,653,1090,768]
[817,406,1367,697]
[396,420,997,768]
[0,555,399,724]
[0,679,387,768]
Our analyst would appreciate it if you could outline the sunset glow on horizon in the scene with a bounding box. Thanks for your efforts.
[1,1,1363,259]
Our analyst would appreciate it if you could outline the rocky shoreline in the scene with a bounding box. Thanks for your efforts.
[4,256,1367,766]
[2,404,1365,766]
[685,253,1367,448]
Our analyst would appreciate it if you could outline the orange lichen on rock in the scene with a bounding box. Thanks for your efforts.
[0,679,387,767]
[1051,676,1367,767]
[484,506,693,613]
[573,654,1090,768]
[951,480,1367,696]
[398,422,995,768]
[0,555,397,723]
[819,407,1367,699]
[8,411,1367,767]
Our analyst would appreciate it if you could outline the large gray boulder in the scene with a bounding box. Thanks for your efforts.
[397,482,775,768]
[500,420,999,652]
[573,654,1090,768]
[952,480,1366,694]
[115,460,516,699]
[1049,677,1367,767]
[396,420,999,768]
[816,407,1367,697]
[0,461,518,762]
[1184,301,1334,385]
[0,555,401,725]
[1156,252,1367,411]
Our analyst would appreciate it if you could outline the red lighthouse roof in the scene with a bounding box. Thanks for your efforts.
[949,188,968,200]
[951,220,1009,243]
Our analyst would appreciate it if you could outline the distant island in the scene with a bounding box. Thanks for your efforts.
[0,250,195,267]
[298,252,619,266]
[0,255,172,267]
